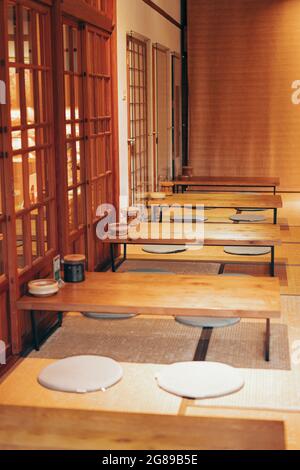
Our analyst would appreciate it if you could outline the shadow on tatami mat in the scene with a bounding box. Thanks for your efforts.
[113,260,221,275]
[207,322,290,371]
[30,317,290,371]
[29,316,202,364]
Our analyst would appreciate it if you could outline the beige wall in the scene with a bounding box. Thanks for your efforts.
[117,0,181,203]
[188,0,300,190]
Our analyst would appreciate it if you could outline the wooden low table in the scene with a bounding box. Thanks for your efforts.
[17,272,281,361]
[104,223,281,277]
[169,176,280,195]
[147,193,283,224]
[0,405,285,450]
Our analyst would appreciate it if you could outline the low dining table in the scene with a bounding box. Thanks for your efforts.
[146,193,283,224]
[103,222,281,276]
[169,176,280,195]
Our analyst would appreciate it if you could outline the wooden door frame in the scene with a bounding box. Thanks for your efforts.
[127,34,149,204]
[152,43,171,190]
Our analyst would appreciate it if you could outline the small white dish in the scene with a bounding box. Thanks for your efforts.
[150,192,166,200]
[108,223,128,237]
[28,279,59,297]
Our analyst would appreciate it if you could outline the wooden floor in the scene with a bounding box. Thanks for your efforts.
[1,193,300,449]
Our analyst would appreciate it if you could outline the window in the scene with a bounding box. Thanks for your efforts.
[127,35,149,203]
[7,1,56,271]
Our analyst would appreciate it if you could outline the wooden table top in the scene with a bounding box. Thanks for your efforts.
[172,176,280,186]
[17,272,281,319]
[0,405,286,450]
[103,223,281,247]
[147,193,283,209]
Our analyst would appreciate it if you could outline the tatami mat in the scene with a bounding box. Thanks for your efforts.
[29,316,202,364]
[115,259,221,275]
[0,359,181,416]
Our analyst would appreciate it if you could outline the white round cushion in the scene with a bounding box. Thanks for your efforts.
[156,362,244,399]
[172,216,208,223]
[236,208,266,212]
[142,245,187,254]
[230,214,266,222]
[82,313,135,320]
[38,356,123,394]
[224,246,271,256]
[175,316,240,328]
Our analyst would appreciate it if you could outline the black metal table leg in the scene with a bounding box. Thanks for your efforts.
[110,243,116,272]
[58,312,63,327]
[31,310,40,351]
[265,319,271,362]
[270,246,275,277]
[218,264,225,275]
[123,243,127,261]
[274,208,278,225]
[159,207,163,223]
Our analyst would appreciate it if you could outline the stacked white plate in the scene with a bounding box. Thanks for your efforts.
[150,192,166,200]
[108,223,128,237]
[28,279,59,297]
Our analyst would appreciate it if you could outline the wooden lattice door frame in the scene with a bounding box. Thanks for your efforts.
[0,0,57,355]
[126,34,149,204]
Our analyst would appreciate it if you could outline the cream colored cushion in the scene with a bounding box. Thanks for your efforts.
[175,317,240,328]
[172,215,208,223]
[142,245,187,254]
[38,356,123,393]
[237,208,266,212]
[224,246,271,256]
[156,362,244,399]
[230,214,266,222]
[82,313,135,320]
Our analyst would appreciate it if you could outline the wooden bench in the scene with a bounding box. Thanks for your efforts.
[16,272,281,361]
[147,193,283,224]
[169,176,280,195]
[0,405,286,450]
[103,223,281,276]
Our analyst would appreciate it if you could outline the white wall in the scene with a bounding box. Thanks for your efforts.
[116,0,181,204]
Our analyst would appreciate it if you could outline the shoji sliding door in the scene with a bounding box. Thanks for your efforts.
[0,0,57,358]
[85,25,114,269]
[153,45,171,188]
[61,20,116,271]
[172,54,182,178]
[0,146,10,366]
[0,0,118,366]
[127,35,149,203]
[8,1,56,271]
[63,19,87,257]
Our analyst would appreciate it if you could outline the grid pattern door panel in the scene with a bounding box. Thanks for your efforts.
[85,25,114,269]
[7,1,56,272]
[63,19,87,256]
[127,36,149,203]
